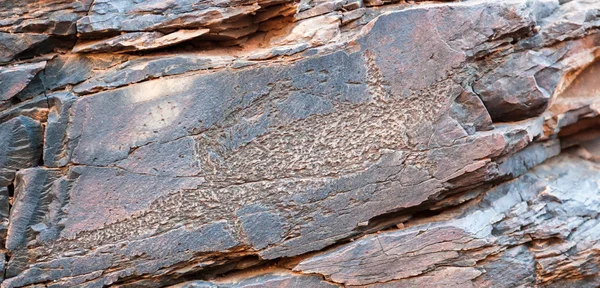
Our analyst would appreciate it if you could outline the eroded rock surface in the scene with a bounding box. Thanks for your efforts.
[1,0,600,287]
[295,152,600,287]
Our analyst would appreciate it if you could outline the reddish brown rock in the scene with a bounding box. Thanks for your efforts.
[0,0,599,287]
[295,153,600,287]
[0,0,93,35]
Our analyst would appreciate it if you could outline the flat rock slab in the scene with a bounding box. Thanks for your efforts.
[72,54,233,94]
[3,1,583,286]
[1,0,600,287]
[0,61,46,102]
[172,271,339,288]
[73,29,210,53]
[76,0,264,34]
[0,115,43,171]
[0,0,93,35]
[295,152,600,287]
[0,33,48,64]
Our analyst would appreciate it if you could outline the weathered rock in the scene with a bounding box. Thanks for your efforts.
[8,55,114,109]
[73,54,234,94]
[474,32,600,122]
[43,92,77,167]
[46,54,130,91]
[0,93,68,124]
[5,1,592,286]
[0,0,93,35]
[172,271,339,288]
[295,1,344,21]
[295,153,600,287]
[534,0,600,47]
[474,48,562,121]
[0,187,9,247]
[0,61,46,102]
[76,0,266,35]
[255,3,296,23]
[6,168,62,252]
[1,0,600,287]
[543,57,600,139]
[0,33,48,64]
[268,14,341,48]
[0,170,14,187]
[6,54,127,105]
[73,29,210,53]
[0,116,43,171]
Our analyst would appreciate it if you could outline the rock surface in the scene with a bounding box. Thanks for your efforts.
[72,29,211,53]
[0,0,600,287]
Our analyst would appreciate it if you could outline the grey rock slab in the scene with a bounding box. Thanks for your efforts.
[0,92,73,124]
[496,139,561,178]
[0,61,45,102]
[236,206,286,250]
[67,0,535,169]
[44,54,129,91]
[67,49,370,167]
[5,252,115,288]
[0,0,93,35]
[0,169,14,187]
[43,92,78,167]
[76,0,264,34]
[6,2,540,285]
[72,29,210,53]
[0,32,48,64]
[0,187,9,247]
[0,115,43,171]
[72,54,234,94]
[6,167,62,251]
[57,165,205,239]
[4,221,238,288]
[473,246,536,288]
[295,153,600,287]
[115,137,202,177]
[5,125,534,286]
[356,0,536,93]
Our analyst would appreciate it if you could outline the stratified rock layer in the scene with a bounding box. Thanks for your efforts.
[0,0,600,287]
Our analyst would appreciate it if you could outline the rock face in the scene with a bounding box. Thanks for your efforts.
[1,0,600,287]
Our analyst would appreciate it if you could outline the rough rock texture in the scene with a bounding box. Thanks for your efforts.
[1,0,600,287]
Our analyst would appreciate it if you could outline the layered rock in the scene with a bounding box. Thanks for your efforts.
[0,0,600,287]
[295,151,600,287]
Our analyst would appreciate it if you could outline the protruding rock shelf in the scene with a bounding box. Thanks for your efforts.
[0,0,600,287]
